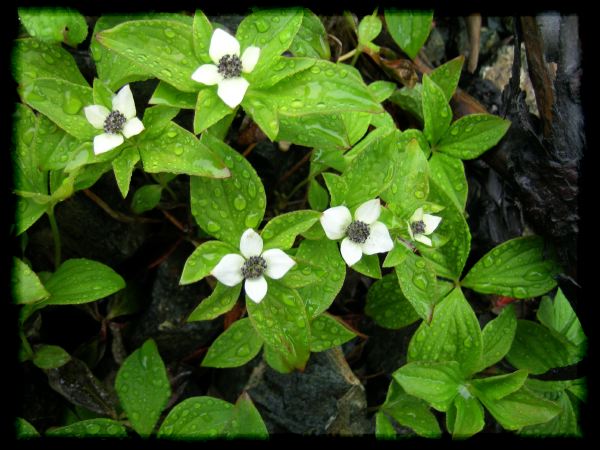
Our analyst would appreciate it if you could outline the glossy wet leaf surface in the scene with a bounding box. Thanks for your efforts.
[366,274,420,329]
[202,318,263,368]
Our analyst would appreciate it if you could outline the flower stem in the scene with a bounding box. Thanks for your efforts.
[47,206,61,270]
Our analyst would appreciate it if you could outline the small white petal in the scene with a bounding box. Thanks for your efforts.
[210,253,245,286]
[241,46,260,73]
[423,214,442,235]
[361,221,394,255]
[320,206,352,240]
[415,234,433,247]
[410,207,424,223]
[340,237,363,267]
[240,229,263,258]
[112,84,136,119]
[209,28,240,63]
[93,133,124,155]
[263,249,296,279]
[217,77,249,108]
[354,198,381,225]
[84,105,110,129]
[191,64,222,85]
[245,276,268,303]
[122,117,144,138]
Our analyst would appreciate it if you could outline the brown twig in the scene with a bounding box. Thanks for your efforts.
[277,150,312,186]
[466,14,482,73]
[82,189,160,224]
[161,209,188,233]
[147,236,184,269]
[242,142,258,157]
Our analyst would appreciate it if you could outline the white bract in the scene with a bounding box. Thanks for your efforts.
[407,207,442,247]
[84,84,144,155]
[191,28,260,108]
[320,198,394,267]
[210,229,296,303]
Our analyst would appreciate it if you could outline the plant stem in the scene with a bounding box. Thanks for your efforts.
[47,206,61,270]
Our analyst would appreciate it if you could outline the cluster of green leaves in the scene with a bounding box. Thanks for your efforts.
[17,339,268,438]
[12,7,582,440]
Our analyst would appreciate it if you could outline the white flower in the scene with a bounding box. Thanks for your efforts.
[407,207,442,247]
[320,198,394,267]
[191,28,260,108]
[210,228,296,303]
[84,84,144,155]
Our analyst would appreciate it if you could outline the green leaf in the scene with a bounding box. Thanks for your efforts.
[308,178,329,211]
[130,184,162,214]
[537,288,586,351]
[375,412,397,438]
[15,417,40,438]
[477,386,561,430]
[520,380,582,437]
[341,127,398,206]
[32,345,71,369]
[194,88,233,134]
[92,78,114,109]
[419,181,471,279]
[249,56,316,91]
[18,7,88,46]
[383,136,429,218]
[446,394,485,439]
[296,238,345,318]
[157,397,233,439]
[246,281,310,371]
[263,343,294,373]
[506,320,579,375]
[138,121,229,178]
[358,15,382,45]
[289,9,330,59]
[389,85,423,122]
[149,81,197,109]
[352,253,382,279]
[309,314,356,352]
[322,172,347,207]
[366,274,420,329]
[180,240,238,285]
[261,210,321,250]
[478,304,517,371]
[461,236,560,298]
[428,153,467,212]
[141,105,181,139]
[40,258,125,306]
[90,16,155,91]
[384,10,433,59]
[241,91,279,140]
[227,392,269,438]
[46,418,128,438]
[408,288,483,377]
[12,38,88,86]
[422,75,452,145]
[237,8,304,81]
[111,146,140,198]
[190,133,265,246]
[115,339,171,437]
[381,380,441,437]
[436,114,510,159]
[429,56,464,101]
[368,80,396,103]
[265,60,381,117]
[192,10,213,63]
[188,283,241,322]
[12,257,49,304]
[20,78,95,140]
[202,318,263,368]
[97,20,198,93]
[471,370,529,401]
[393,361,464,412]
[394,245,440,322]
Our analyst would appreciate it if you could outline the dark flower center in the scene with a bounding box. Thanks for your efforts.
[241,256,267,279]
[411,220,426,235]
[218,54,243,79]
[346,221,370,244]
[103,110,127,134]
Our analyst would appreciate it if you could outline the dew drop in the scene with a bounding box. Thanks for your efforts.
[63,92,82,115]
[254,19,269,33]
[164,28,176,38]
